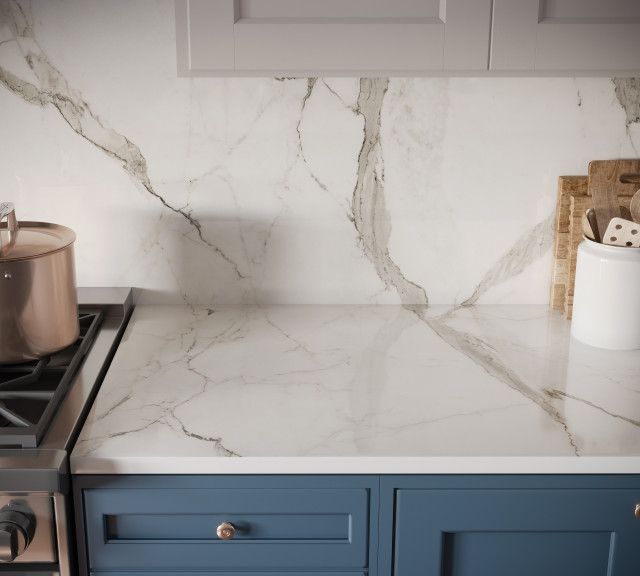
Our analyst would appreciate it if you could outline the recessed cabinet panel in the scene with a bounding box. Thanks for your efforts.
[543,0,640,19]
[491,0,640,72]
[176,0,492,75]
[83,487,370,570]
[238,0,442,19]
[393,488,640,575]
[233,20,445,72]
[104,512,350,541]
[441,531,612,576]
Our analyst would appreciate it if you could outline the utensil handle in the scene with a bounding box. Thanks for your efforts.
[0,203,19,256]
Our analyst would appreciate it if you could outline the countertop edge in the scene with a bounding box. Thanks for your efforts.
[70,456,640,475]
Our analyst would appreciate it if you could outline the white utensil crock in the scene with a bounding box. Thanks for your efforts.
[571,237,640,350]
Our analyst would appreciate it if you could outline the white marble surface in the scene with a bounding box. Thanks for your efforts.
[1,1,640,308]
[72,304,640,474]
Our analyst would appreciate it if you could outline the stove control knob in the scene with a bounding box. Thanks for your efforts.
[0,523,25,562]
[0,502,36,563]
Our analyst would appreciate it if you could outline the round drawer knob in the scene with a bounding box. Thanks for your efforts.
[635,504,640,519]
[216,522,236,540]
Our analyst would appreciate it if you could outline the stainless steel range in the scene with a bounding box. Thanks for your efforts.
[0,288,133,576]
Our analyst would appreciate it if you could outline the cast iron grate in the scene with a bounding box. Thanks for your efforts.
[0,309,103,448]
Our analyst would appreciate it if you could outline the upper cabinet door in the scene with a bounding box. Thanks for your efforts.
[491,0,640,72]
[176,0,493,75]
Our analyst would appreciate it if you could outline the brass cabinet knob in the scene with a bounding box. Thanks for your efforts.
[635,504,640,519]
[216,522,236,540]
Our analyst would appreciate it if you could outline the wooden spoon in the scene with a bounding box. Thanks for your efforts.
[582,212,596,240]
[588,161,623,238]
[583,208,600,242]
[631,189,640,224]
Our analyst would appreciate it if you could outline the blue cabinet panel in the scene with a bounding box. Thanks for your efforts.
[105,512,350,541]
[441,531,612,576]
[74,474,640,576]
[75,476,378,574]
[386,477,640,576]
[91,573,365,576]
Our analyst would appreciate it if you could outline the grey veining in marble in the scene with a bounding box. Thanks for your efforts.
[461,213,555,307]
[613,78,640,127]
[351,77,428,307]
[1,0,638,307]
[72,304,640,473]
[0,0,244,281]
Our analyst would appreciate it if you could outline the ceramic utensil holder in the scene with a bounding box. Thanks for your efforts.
[571,237,640,349]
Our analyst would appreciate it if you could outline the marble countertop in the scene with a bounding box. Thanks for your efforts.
[71,305,640,474]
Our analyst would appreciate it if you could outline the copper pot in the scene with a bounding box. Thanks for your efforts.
[0,203,79,364]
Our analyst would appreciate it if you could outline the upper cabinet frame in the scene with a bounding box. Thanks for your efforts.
[176,0,640,76]
[175,0,493,76]
[491,0,640,73]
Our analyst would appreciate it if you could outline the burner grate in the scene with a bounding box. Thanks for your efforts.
[0,309,103,448]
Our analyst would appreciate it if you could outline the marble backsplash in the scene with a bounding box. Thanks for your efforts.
[1,0,639,307]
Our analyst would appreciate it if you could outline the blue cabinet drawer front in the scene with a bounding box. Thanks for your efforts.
[91,573,365,576]
[83,487,370,570]
[394,488,640,576]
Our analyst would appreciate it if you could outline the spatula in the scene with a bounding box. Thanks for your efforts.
[602,217,640,248]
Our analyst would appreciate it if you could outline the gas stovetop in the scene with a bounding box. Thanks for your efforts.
[0,288,133,494]
[0,309,104,448]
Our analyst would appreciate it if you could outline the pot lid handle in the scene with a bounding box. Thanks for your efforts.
[0,203,19,257]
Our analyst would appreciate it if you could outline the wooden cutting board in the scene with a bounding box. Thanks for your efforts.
[551,176,586,314]
[551,160,640,319]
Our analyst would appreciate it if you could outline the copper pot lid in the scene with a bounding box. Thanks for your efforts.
[0,203,76,262]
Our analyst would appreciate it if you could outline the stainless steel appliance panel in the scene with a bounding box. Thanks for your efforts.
[0,494,56,564]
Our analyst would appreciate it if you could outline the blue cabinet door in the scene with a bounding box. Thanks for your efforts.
[74,475,378,574]
[385,476,640,576]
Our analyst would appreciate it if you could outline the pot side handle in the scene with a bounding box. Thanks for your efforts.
[0,202,19,257]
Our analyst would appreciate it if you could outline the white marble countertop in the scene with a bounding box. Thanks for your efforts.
[71,305,640,474]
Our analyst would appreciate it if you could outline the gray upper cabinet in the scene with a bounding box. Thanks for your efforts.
[175,0,493,75]
[176,0,640,76]
[491,0,640,73]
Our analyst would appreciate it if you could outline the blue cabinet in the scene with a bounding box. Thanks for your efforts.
[74,475,640,576]
[73,475,378,576]
[382,476,640,576]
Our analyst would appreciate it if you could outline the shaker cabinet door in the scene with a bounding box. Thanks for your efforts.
[83,488,369,571]
[175,0,492,75]
[491,0,640,72]
[393,486,640,576]
[74,475,379,576]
